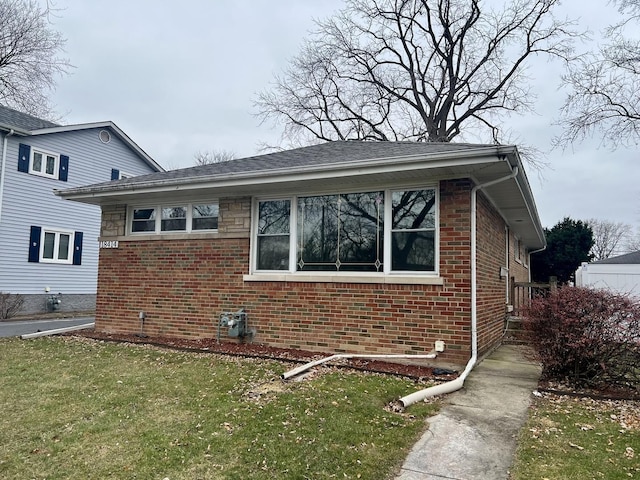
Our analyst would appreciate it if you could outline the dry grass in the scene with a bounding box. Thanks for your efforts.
[511,391,640,479]
[0,336,439,479]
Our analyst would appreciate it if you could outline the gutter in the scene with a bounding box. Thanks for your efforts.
[398,164,520,408]
[0,129,15,223]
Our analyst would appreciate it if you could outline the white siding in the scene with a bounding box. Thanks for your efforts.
[0,128,158,294]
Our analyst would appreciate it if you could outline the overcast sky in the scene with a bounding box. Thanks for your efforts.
[47,0,639,230]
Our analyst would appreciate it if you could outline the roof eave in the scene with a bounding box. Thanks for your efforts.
[55,143,546,250]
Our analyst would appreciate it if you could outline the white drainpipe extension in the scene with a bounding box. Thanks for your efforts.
[0,129,15,223]
[282,352,438,380]
[398,165,520,408]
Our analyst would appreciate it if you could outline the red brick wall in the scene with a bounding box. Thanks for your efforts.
[95,179,513,366]
[475,192,509,355]
[508,232,531,284]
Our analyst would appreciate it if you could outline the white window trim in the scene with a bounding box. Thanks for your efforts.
[29,148,59,180]
[40,227,74,264]
[250,185,440,278]
[127,202,219,235]
[118,171,134,179]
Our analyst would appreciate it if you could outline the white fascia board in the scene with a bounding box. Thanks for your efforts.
[30,121,165,173]
[502,150,546,249]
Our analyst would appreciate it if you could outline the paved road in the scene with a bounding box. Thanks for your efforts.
[0,317,95,338]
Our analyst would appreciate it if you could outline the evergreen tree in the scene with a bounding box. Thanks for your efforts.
[531,217,593,283]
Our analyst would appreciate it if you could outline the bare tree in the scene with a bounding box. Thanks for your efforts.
[556,0,640,148]
[587,218,633,260]
[256,0,580,148]
[625,228,640,252]
[193,149,236,166]
[0,0,71,119]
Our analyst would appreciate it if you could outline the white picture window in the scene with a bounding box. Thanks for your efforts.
[40,229,74,264]
[129,203,219,234]
[254,187,438,275]
[30,149,59,179]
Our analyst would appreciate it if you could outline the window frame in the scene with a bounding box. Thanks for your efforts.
[386,188,438,274]
[39,227,75,264]
[252,185,439,277]
[514,237,522,263]
[127,202,219,235]
[29,148,60,179]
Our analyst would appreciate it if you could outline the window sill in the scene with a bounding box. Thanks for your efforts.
[243,273,444,286]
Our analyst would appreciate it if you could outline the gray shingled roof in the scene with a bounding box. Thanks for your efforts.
[101,140,497,188]
[593,250,640,264]
[0,105,59,131]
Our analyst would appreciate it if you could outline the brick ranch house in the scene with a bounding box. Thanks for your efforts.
[56,141,545,367]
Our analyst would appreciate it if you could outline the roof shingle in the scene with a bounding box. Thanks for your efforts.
[593,250,640,264]
[0,105,59,131]
[108,140,497,186]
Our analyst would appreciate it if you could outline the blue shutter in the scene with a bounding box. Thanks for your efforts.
[59,155,69,181]
[28,226,41,263]
[111,168,120,180]
[73,231,83,265]
[18,144,30,173]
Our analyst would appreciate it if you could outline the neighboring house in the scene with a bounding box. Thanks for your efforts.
[57,141,545,366]
[575,250,640,297]
[0,105,164,315]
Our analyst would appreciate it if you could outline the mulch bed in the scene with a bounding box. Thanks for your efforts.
[70,329,454,381]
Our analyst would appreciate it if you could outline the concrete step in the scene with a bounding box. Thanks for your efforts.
[503,317,529,345]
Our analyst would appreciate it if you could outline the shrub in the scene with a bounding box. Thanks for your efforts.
[0,292,25,319]
[522,286,640,390]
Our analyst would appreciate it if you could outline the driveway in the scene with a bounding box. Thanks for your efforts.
[0,317,95,338]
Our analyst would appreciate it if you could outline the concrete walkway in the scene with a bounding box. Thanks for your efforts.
[396,345,541,480]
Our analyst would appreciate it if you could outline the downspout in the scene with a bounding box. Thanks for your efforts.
[505,226,510,304]
[527,246,546,283]
[0,129,15,223]
[399,165,520,408]
[282,352,438,380]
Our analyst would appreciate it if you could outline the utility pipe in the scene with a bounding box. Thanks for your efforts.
[0,129,15,224]
[399,165,520,408]
[281,352,437,380]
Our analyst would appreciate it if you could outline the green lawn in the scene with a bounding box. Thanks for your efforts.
[0,336,438,480]
[511,392,640,480]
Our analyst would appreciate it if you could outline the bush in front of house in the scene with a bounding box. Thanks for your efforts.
[0,292,25,320]
[523,286,640,391]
